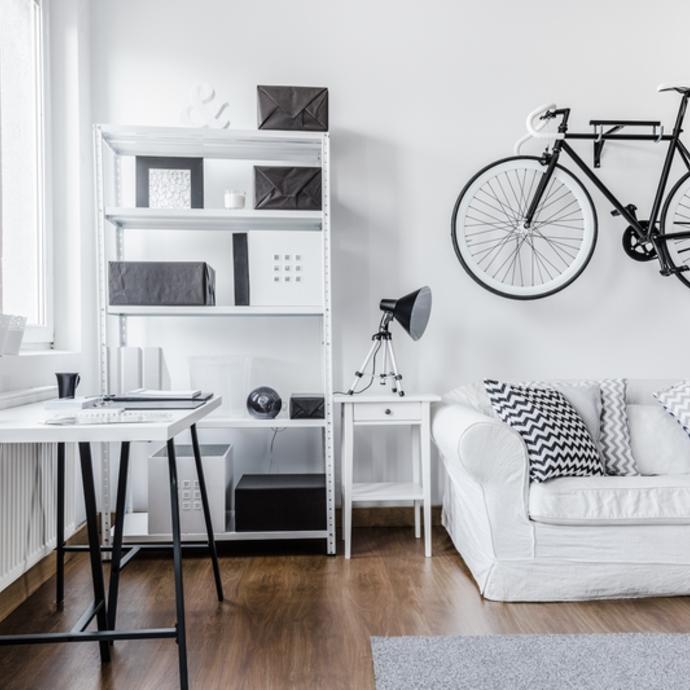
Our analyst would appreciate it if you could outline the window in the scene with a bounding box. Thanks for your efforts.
[0,0,51,345]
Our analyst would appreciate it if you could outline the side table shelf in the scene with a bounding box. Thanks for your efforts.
[334,393,440,559]
[351,482,423,502]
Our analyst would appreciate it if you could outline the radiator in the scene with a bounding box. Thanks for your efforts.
[0,443,77,592]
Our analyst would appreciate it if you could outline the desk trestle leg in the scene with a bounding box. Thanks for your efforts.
[167,439,189,690]
[77,442,111,664]
[190,424,224,602]
[107,442,130,640]
[56,442,65,609]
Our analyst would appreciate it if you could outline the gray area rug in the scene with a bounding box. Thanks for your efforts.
[371,634,690,689]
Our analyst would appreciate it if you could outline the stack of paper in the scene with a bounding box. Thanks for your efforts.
[123,389,202,400]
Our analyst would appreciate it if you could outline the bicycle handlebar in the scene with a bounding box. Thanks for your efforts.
[514,103,565,154]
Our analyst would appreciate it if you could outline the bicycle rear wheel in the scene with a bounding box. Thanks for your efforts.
[660,172,690,288]
[451,156,598,299]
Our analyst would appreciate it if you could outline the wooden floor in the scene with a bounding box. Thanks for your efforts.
[1,527,690,689]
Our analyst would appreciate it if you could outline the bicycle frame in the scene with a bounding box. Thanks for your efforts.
[523,95,690,270]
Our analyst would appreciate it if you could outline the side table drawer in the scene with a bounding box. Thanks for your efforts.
[353,401,422,423]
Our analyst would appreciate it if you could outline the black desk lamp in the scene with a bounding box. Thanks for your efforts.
[347,286,432,397]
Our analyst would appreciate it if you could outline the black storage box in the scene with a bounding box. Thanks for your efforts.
[234,473,326,532]
[289,395,325,420]
[254,166,322,211]
[109,261,216,306]
[257,85,329,132]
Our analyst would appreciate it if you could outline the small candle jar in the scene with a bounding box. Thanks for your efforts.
[224,190,246,209]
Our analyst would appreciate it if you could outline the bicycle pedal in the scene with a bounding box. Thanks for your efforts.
[611,204,638,218]
[659,265,688,276]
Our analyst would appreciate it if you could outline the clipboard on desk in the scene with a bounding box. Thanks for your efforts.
[108,392,213,410]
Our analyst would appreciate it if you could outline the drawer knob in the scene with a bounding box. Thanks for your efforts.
[385,408,392,415]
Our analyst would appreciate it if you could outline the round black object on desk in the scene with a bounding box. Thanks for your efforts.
[246,387,282,419]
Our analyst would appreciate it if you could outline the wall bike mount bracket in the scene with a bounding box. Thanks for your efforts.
[589,120,663,168]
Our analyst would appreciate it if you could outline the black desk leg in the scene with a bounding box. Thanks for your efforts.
[77,442,111,664]
[56,442,65,609]
[107,442,130,641]
[190,424,224,602]
[167,440,189,690]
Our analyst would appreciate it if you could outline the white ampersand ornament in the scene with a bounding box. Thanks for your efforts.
[182,83,230,129]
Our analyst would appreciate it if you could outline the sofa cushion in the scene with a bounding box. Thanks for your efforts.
[443,381,496,417]
[628,404,690,475]
[484,380,603,483]
[626,379,677,404]
[529,475,690,525]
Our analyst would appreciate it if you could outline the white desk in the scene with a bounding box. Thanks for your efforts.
[0,396,223,690]
[335,394,440,559]
[0,396,221,443]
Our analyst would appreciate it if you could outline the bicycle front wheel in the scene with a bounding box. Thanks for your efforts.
[451,156,598,299]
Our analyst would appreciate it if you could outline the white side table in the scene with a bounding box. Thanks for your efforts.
[334,393,440,559]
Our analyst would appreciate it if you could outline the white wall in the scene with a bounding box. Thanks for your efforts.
[89,0,690,503]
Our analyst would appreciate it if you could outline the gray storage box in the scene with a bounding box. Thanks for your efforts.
[109,261,216,306]
[148,444,233,535]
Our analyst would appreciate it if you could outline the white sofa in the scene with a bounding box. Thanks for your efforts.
[432,379,690,602]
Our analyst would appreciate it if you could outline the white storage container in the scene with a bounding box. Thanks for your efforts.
[0,315,26,355]
[148,444,233,535]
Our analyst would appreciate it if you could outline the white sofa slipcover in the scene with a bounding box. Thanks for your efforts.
[432,379,690,601]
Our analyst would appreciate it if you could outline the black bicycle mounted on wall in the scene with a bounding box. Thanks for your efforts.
[451,84,690,299]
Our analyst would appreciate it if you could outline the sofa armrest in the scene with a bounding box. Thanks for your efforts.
[432,403,533,559]
[432,404,527,485]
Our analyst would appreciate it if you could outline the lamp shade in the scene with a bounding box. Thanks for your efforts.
[379,286,432,341]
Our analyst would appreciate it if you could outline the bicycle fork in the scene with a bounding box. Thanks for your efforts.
[523,147,561,228]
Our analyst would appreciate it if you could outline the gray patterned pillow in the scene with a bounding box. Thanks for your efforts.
[598,379,638,476]
[654,381,690,437]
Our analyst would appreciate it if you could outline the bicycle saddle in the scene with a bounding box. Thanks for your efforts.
[657,82,690,93]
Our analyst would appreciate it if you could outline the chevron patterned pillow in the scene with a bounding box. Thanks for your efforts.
[597,379,638,476]
[485,379,605,483]
[654,381,690,437]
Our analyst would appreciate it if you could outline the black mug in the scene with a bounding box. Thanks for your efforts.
[56,372,80,399]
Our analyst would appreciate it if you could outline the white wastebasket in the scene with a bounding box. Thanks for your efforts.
[148,444,233,536]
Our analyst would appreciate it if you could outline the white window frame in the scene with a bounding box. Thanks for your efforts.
[0,0,54,348]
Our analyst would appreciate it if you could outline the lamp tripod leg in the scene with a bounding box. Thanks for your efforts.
[347,339,380,395]
[386,339,405,397]
[380,339,389,389]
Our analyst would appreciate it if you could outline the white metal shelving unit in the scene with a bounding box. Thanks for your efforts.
[93,124,336,554]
